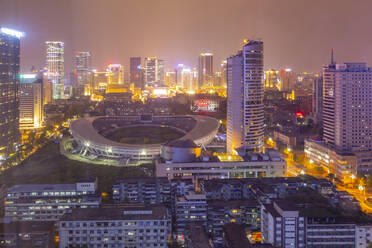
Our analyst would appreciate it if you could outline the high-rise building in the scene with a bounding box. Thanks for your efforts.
[312,73,323,124]
[221,60,227,88]
[75,51,91,91]
[226,39,264,154]
[107,64,124,85]
[279,68,295,92]
[181,67,192,90]
[19,74,43,129]
[42,73,53,105]
[198,53,213,89]
[0,27,22,156]
[46,41,64,100]
[165,71,176,87]
[175,64,184,87]
[323,62,372,152]
[130,57,143,89]
[144,57,164,84]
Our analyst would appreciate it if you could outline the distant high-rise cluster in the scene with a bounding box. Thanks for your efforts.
[0,27,22,155]
[46,41,64,100]
[227,39,264,154]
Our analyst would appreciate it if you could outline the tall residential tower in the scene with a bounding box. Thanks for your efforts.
[198,53,213,89]
[75,51,91,91]
[227,39,264,154]
[46,41,64,100]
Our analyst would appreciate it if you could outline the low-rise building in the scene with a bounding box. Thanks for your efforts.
[112,177,171,204]
[0,221,55,248]
[175,192,207,235]
[185,223,212,248]
[356,225,372,248]
[4,178,100,222]
[157,150,286,182]
[58,205,171,248]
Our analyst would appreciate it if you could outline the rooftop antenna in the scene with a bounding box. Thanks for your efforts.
[331,48,335,65]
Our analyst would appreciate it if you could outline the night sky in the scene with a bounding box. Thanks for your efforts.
[1,0,372,74]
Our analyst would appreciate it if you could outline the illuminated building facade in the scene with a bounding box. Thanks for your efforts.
[221,60,227,87]
[19,74,43,129]
[46,41,64,99]
[323,62,372,152]
[75,51,91,91]
[227,39,264,154]
[165,71,176,86]
[198,53,213,88]
[130,57,143,89]
[91,70,109,94]
[144,57,164,84]
[107,64,124,85]
[264,69,280,90]
[279,68,294,92]
[0,27,21,155]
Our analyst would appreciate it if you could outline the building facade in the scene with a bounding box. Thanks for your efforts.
[112,177,171,204]
[46,41,64,100]
[227,39,264,154]
[75,51,91,93]
[0,27,21,156]
[323,62,372,152]
[144,57,164,84]
[58,205,171,248]
[130,57,143,89]
[19,74,43,129]
[312,73,323,124]
[198,53,213,89]
[4,178,100,222]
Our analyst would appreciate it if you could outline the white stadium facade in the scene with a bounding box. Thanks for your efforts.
[69,115,219,162]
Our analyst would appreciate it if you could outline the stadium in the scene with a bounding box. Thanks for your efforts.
[69,115,219,163]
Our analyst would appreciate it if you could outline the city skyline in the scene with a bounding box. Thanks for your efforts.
[2,0,372,74]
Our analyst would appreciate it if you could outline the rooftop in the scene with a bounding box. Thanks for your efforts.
[7,184,77,193]
[60,205,169,221]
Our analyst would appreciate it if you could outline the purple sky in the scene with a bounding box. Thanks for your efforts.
[1,0,372,74]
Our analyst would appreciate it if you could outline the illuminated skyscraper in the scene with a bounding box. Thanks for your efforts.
[165,71,176,86]
[198,53,213,88]
[130,57,143,89]
[221,60,227,87]
[46,41,64,100]
[0,27,22,155]
[227,39,264,154]
[75,51,91,91]
[144,57,164,84]
[312,73,323,124]
[323,62,372,152]
[19,74,43,129]
[264,69,280,90]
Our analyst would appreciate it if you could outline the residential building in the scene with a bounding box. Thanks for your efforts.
[323,62,372,152]
[279,68,295,92]
[58,205,171,248]
[227,39,264,154]
[356,225,372,248]
[0,27,22,156]
[4,178,100,221]
[112,177,171,204]
[198,53,213,88]
[0,221,55,248]
[19,74,43,129]
[45,41,64,99]
[175,192,207,234]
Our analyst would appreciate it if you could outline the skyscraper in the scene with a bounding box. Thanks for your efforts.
[198,53,213,89]
[279,68,294,92]
[19,74,43,129]
[75,51,91,91]
[107,64,124,85]
[221,60,227,87]
[144,57,164,84]
[0,27,22,155]
[227,39,264,154]
[130,57,143,89]
[46,41,64,100]
[312,73,323,124]
[323,62,372,152]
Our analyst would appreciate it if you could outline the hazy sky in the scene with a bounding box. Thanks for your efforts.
[1,0,372,74]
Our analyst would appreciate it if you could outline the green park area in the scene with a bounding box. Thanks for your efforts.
[106,126,184,144]
[0,141,153,195]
